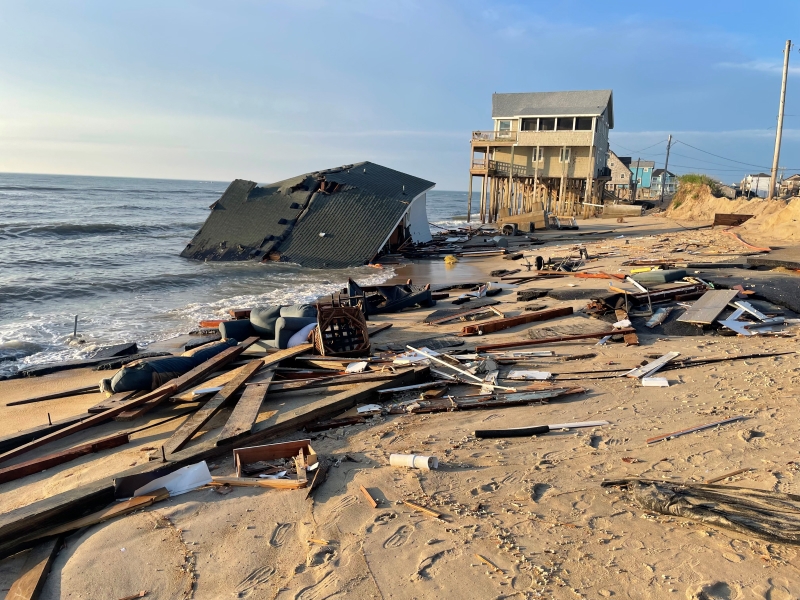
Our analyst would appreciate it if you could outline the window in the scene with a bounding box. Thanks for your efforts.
[521,118,538,131]
[559,148,571,163]
[557,117,574,131]
[533,147,543,161]
[637,178,642,184]
[539,118,556,131]
[498,120,511,131]
[575,117,593,130]
[620,173,626,179]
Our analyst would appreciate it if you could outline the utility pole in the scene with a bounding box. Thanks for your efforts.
[631,157,640,201]
[768,40,791,200]
[660,135,672,204]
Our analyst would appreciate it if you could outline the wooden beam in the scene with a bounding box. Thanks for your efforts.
[459,307,573,336]
[0,368,426,560]
[87,390,140,414]
[215,371,275,446]
[0,432,130,485]
[360,485,379,508]
[0,338,262,465]
[115,337,261,421]
[6,386,97,407]
[209,476,305,490]
[159,360,264,456]
[475,329,636,352]
[6,537,62,600]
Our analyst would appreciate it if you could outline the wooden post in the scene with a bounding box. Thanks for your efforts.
[467,172,473,224]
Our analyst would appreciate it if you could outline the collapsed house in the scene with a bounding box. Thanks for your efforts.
[180,162,435,268]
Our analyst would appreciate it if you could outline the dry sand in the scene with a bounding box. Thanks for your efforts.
[2,215,800,599]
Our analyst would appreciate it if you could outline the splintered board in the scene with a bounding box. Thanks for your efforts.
[677,290,739,325]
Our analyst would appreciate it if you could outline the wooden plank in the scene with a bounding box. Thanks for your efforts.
[677,290,739,324]
[0,385,176,466]
[0,415,89,455]
[87,390,140,414]
[0,368,426,559]
[624,352,680,379]
[6,537,62,600]
[234,439,313,476]
[0,432,130,485]
[6,386,97,407]
[646,416,745,444]
[402,500,441,519]
[459,306,573,336]
[245,367,414,393]
[115,337,261,421]
[367,323,393,337]
[160,360,264,456]
[712,213,753,228]
[215,371,275,446]
[209,476,305,490]
[0,339,260,465]
[475,329,636,352]
[360,485,378,508]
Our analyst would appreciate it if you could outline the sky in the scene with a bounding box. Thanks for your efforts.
[2,0,800,189]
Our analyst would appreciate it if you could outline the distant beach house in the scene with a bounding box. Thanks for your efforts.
[779,173,800,197]
[626,160,655,198]
[740,173,772,198]
[605,150,632,199]
[468,89,614,223]
[181,162,434,268]
[651,169,678,198]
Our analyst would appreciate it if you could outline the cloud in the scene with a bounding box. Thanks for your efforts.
[717,60,800,75]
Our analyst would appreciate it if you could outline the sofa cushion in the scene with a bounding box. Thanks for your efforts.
[250,305,282,337]
[280,303,317,319]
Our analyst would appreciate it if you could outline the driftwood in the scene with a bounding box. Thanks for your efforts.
[602,479,800,544]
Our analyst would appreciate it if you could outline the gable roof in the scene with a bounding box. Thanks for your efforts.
[630,160,655,169]
[652,169,676,178]
[492,90,614,128]
[181,162,435,268]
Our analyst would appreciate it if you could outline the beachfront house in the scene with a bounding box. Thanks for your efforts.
[779,173,800,197]
[740,173,772,198]
[651,169,678,198]
[626,160,655,198]
[605,150,632,200]
[181,162,434,268]
[468,89,614,225]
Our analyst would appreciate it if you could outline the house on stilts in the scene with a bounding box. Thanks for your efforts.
[467,89,614,229]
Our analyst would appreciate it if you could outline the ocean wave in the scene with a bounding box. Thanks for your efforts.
[0,222,203,238]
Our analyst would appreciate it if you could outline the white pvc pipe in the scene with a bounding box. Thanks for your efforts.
[389,453,439,470]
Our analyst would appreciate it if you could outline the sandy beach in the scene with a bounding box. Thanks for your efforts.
[1,215,800,600]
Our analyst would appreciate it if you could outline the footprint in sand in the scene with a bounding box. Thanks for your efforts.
[511,573,533,591]
[295,571,342,600]
[236,565,275,597]
[270,522,294,547]
[384,525,412,549]
[413,551,444,580]
[329,495,358,515]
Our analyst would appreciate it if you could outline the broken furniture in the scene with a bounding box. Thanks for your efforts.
[226,439,318,490]
[548,215,579,230]
[218,303,318,348]
[347,278,435,316]
[314,301,371,357]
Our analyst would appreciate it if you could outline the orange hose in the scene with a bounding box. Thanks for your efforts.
[721,230,771,252]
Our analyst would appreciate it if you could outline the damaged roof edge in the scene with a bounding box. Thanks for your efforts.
[371,186,435,262]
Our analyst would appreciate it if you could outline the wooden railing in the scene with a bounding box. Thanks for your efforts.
[488,160,529,177]
[472,130,518,142]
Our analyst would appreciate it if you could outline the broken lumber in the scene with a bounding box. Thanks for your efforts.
[6,536,62,600]
[459,306,573,336]
[474,329,636,352]
[6,386,98,407]
[676,290,739,325]
[215,371,275,446]
[360,485,379,508]
[624,352,680,379]
[159,360,264,456]
[209,476,306,490]
[0,432,130,485]
[646,416,745,444]
[0,368,426,560]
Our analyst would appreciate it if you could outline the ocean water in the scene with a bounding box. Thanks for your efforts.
[0,173,469,377]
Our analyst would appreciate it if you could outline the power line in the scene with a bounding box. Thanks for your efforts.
[672,139,771,169]
[666,162,750,173]
[668,151,770,170]
[611,139,668,154]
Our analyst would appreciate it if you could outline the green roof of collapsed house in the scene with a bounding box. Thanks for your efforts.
[180,162,435,269]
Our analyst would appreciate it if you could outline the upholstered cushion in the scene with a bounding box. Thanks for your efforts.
[249,305,282,337]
